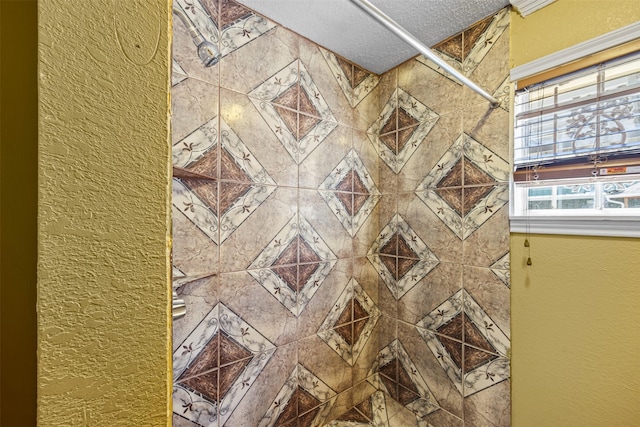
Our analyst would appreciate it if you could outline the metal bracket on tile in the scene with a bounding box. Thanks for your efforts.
[172,291,186,320]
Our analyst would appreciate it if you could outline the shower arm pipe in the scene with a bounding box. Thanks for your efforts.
[348,0,500,107]
[173,6,206,46]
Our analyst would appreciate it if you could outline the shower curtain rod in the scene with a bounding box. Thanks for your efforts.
[348,0,500,107]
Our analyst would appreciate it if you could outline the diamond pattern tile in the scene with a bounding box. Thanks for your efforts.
[249,60,338,163]
[259,364,337,427]
[175,0,276,59]
[368,214,439,300]
[419,8,509,79]
[320,49,379,108]
[416,289,510,396]
[173,303,275,427]
[415,133,509,240]
[369,340,439,420]
[318,149,381,237]
[491,252,510,288]
[368,88,439,173]
[317,279,381,366]
[248,214,337,317]
[325,391,389,427]
[173,117,276,245]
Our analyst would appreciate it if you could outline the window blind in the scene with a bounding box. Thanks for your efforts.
[514,51,640,182]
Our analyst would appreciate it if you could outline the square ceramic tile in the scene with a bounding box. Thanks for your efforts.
[172,204,219,276]
[399,322,464,419]
[296,259,352,341]
[173,302,276,427]
[299,189,354,260]
[462,99,510,163]
[173,274,218,352]
[218,271,297,346]
[220,88,298,187]
[463,378,510,427]
[298,335,352,394]
[219,25,297,95]
[398,192,463,264]
[463,266,510,339]
[300,39,358,127]
[462,202,509,268]
[415,289,509,398]
[397,262,463,326]
[172,78,219,145]
[299,125,352,190]
[224,341,298,427]
[220,186,297,273]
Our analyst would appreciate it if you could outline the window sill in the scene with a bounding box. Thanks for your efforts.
[510,215,640,238]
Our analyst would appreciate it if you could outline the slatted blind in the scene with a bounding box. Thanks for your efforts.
[514,51,640,182]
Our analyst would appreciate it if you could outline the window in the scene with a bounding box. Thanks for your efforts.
[511,51,640,236]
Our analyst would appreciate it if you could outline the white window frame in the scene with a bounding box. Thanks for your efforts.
[509,21,640,238]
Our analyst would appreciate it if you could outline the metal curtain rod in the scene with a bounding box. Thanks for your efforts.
[348,0,500,107]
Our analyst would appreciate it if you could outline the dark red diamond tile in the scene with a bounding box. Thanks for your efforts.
[397,107,418,130]
[352,65,370,88]
[297,386,322,413]
[219,331,252,366]
[273,265,299,292]
[219,0,253,29]
[435,33,463,62]
[353,299,368,321]
[396,234,418,259]
[463,315,496,353]
[337,407,369,423]
[379,255,397,278]
[438,159,463,188]
[380,234,398,256]
[437,335,463,371]
[298,407,320,427]
[352,318,368,344]
[298,263,319,289]
[380,109,398,135]
[397,257,419,280]
[436,188,464,217]
[334,323,353,346]
[464,186,494,215]
[299,88,320,118]
[397,383,421,406]
[462,16,493,59]
[298,113,321,139]
[179,370,219,403]
[355,397,373,420]
[299,237,321,264]
[464,345,497,373]
[219,182,252,216]
[464,161,496,186]
[397,126,417,153]
[179,333,220,379]
[379,132,397,154]
[353,193,369,216]
[183,179,218,216]
[219,359,249,400]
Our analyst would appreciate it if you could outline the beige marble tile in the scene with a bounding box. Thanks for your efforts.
[220,186,297,273]
[299,38,355,128]
[172,413,200,427]
[354,68,395,133]
[463,266,510,339]
[299,189,353,260]
[462,103,510,174]
[399,111,463,194]
[172,78,219,145]
[398,262,463,326]
[299,125,352,190]
[296,259,352,340]
[464,20,510,108]
[220,88,298,187]
[172,204,219,275]
[399,323,464,419]
[398,192,463,264]
[218,271,297,346]
[398,58,465,118]
[462,202,509,268]
[219,25,299,95]
[225,341,298,427]
[173,275,218,352]
[463,378,510,427]
[298,334,353,394]
[424,408,464,427]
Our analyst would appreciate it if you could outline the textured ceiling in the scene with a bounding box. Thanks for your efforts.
[237,0,510,74]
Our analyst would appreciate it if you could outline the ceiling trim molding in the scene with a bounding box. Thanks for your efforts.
[510,20,640,82]
[509,0,555,17]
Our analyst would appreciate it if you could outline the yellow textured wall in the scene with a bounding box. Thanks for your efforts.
[38,1,172,425]
[510,0,640,67]
[511,234,640,426]
[510,2,640,425]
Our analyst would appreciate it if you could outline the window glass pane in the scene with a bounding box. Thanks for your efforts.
[604,180,640,209]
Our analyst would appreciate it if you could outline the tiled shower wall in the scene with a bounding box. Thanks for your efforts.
[171,1,511,426]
